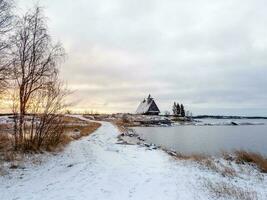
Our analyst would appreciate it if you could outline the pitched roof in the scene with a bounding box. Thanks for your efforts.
[136,95,160,114]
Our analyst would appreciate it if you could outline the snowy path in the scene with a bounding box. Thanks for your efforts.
[1,120,214,199]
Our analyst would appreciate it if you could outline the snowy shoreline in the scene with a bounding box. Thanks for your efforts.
[1,118,267,200]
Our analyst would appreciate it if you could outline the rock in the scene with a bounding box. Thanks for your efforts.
[9,164,18,169]
[167,151,177,156]
[9,164,25,170]
[144,143,151,147]
[148,145,158,150]
[231,121,238,125]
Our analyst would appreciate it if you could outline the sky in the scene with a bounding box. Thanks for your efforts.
[16,0,267,116]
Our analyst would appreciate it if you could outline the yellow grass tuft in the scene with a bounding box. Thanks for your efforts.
[171,152,236,177]
[235,150,267,173]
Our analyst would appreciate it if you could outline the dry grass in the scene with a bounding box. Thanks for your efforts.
[235,151,267,173]
[0,123,12,130]
[61,115,86,124]
[205,180,258,200]
[114,119,136,129]
[0,134,21,175]
[46,121,101,151]
[0,118,101,155]
[0,116,101,175]
[173,152,207,162]
[0,134,10,151]
[172,151,267,176]
[45,133,73,152]
[2,151,17,162]
[113,120,128,133]
[64,122,101,140]
[202,159,236,177]
[172,152,237,177]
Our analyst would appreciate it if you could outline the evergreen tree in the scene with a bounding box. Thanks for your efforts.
[181,104,185,117]
[172,102,177,115]
[176,103,181,116]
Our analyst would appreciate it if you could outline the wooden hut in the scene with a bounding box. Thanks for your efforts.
[136,94,160,115]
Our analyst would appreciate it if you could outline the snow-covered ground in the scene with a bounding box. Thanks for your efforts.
[0,115,13,124]
[1,117,267,200]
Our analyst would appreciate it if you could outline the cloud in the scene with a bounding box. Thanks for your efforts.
[16,0,267,115]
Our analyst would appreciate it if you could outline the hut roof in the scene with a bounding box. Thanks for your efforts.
[136,95,160,114]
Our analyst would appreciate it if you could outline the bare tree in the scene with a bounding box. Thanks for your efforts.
[0,0,13,36]
[0,0,13,95]
[10,6,64,149]
[22,78,68,150]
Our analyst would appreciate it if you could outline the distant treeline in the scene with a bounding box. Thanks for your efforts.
[193,115,267,119]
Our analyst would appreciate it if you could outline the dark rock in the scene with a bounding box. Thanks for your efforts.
[144,143,151,147]
[9,164,25,170]
[167,151,177,156]
[231,122,238,125]
[9,164,18,169]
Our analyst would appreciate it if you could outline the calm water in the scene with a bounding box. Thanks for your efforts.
[133,119,267,156]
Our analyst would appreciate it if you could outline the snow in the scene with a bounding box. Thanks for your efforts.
[0,116,13,124]
[1,116,267,200]
[136,95,159,114]
[136,99,152,114]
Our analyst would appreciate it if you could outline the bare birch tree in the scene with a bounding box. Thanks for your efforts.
[10,6,65,149]
[23,79,68,150]
[0,0,13,95]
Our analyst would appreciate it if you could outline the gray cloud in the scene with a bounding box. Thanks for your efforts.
[17,0,267,115]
